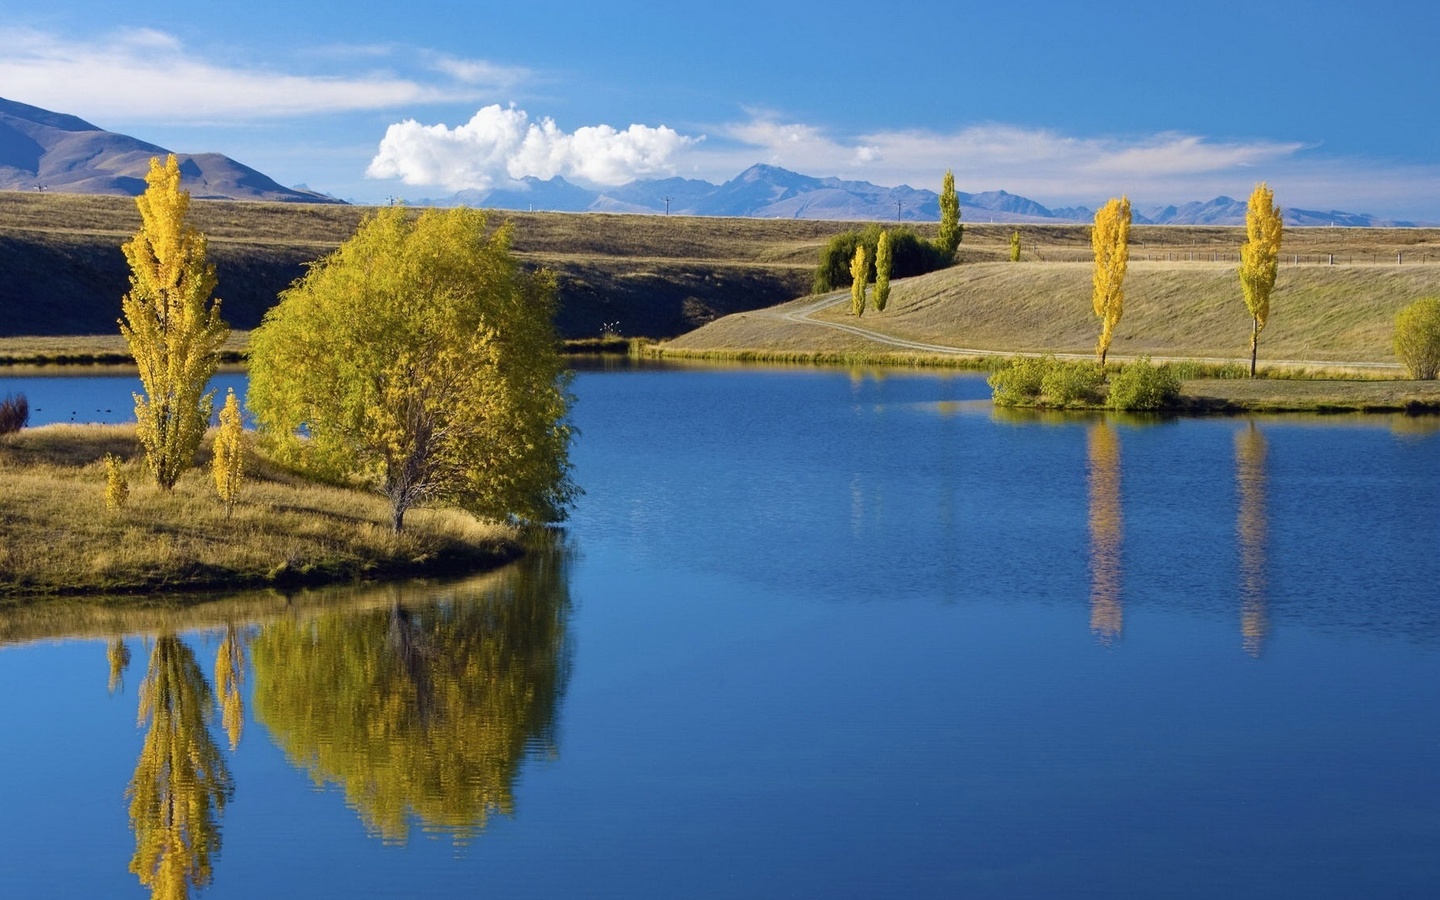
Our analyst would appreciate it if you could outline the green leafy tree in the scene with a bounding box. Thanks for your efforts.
[1091,196,1131,366]
[120,155,229,489]
[248,207,577,532]
[849,245,868,316]
[1393,296,1440,379]
[812,225,945,293]
[936,169,962,260]
[1239,182,1283,377]
[874,230,893,311]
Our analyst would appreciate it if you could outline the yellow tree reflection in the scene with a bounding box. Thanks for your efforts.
[128,634,233,900]
[1235,422,1270,656]
[107,636,132,694]
[214,623,248,751]
[1087,422,1124,643]
[251,549,571,843]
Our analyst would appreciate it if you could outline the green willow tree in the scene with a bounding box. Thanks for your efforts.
[849,245,868,316]
[1091,196,1131,366]
[120,155,229,489]
[248,207,577,532]
[874,230,893,312]
[250,549,570,843]
[1394,296,1440,379]
[1239,182,1283,377]
[936,169,962,260]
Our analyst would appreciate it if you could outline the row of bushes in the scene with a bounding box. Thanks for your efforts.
[812,225,950,294]
[988,356,1181,411]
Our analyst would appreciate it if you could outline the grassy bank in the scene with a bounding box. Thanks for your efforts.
[0,424,524,597]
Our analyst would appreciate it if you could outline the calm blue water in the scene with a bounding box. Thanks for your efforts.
[2,365,1438,899]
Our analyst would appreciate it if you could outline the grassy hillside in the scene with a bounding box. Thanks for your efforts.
[0,191,837,340]
[667,252,1440,369]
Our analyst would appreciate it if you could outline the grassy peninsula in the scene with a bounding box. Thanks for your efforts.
[0,424,525,598]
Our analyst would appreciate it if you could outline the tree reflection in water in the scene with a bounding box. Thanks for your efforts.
[127,634,234,900]
[251,546,572,843]
[1087,422,1124,643]
[1235,423,1269,657]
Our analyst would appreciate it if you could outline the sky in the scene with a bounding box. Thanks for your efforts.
[1,0,1437,219]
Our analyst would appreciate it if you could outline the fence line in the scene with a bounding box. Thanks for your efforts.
[1020,248,1438,265]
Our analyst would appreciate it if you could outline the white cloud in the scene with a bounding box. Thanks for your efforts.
[0,27,508,122]
[366,104,699,190]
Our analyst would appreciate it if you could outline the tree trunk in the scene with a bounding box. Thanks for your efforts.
[1249,317,1260,378]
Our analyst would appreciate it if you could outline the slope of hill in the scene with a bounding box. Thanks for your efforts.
[0,97,340,203]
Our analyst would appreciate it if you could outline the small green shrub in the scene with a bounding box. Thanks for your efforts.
[1107,357,1182,411]
[1394,296,1440,380]
[1041,360,1105,406]
[0,393,28,435]
[988,356,1050,406]
[988,356,1102,408]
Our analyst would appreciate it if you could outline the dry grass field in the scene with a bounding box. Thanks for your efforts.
[0,423,523,596]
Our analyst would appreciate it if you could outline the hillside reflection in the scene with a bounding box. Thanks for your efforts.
[1087,422,1124,643]
[1235,423,1270,657]
[250,547,572,843]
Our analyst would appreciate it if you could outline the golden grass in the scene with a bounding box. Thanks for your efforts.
[0,424,523,597]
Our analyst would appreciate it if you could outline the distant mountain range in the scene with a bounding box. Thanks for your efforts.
[0,96,340,203]
[433,163,1425,227]
[1,96,1424,225]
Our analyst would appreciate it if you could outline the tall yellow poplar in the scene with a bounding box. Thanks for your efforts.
[211,388,244,517]
[120,154,229,489]
[850,245,868,316]
[1091,196,1131,366]
[1239,182,1283,377]
[874,230,893,312]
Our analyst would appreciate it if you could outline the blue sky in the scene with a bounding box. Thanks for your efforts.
[2,0,1437,218]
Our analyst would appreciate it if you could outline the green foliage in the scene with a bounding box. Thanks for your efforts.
[874,230,893,312]
[850,245,868,316]
[1010,230,1022,262]
[989,356,1105,408]
[120,155,229,490]
[1107,356,1182,410]
[0,392,27,435]
[1394,296,1440,379]
[212,388,245,517]
[812,225,946,293]
[936,169,962,259]
[248,206,577,532]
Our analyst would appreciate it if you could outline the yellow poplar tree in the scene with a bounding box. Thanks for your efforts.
[120,155,229,489]
[211,388,244,517]
[874,230,893,312]
[1091,196,1131,366]
[850,245,868,316]
[936,169,962,260]
[1239,182,1283,377]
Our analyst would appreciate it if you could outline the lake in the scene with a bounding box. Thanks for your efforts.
[2,364,1439,899]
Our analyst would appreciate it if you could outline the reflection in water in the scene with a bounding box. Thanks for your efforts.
[1235,423,1270,657]
[214,624,249,751]
[128,635,234,900]
[107,636,132,694]
[1087,422,1124,643]
[250,547,572,844]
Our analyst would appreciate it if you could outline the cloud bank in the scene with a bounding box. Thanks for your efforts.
[366,105,699,190]
[0,27,516,122]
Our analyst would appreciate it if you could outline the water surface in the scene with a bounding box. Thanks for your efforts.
[1,365,1437,898]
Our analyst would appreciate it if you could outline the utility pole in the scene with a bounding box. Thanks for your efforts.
[896,200,902,222]
[663,196,673,215]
